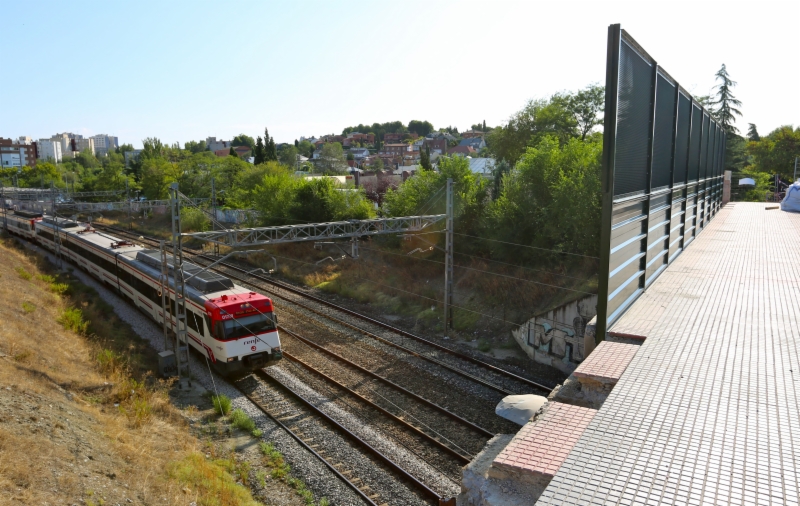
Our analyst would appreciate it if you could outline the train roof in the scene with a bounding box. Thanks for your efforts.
[12,210,42,218]
[134,249,235,294]
[39,216,80,228]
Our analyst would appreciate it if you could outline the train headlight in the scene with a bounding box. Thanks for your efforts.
[272,347,280,353]
[227,357,236,362]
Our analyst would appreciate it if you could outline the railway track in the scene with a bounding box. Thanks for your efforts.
[92,223,554,504]
[240,369,449,505]
[95,224,553,396]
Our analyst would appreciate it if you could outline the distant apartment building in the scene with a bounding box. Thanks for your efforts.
[0,137,37,168]
[206,137,232,152]
[36,139,63,163]
[92,134,119,156]
[73,137,95,155]
[383,143,411,155]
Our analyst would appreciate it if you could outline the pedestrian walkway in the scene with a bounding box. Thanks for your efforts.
[537,202,800,505]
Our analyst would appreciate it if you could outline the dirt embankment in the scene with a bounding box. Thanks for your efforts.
[0,235,305,506]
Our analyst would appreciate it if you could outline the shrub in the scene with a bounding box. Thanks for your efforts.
[96,349,124,375]
[229,408,256,433]
[212,394,232,416]
[36,273,55,283]
[48,282,70,296]
[477,339,492,353]
[15,267,31,280]
[58,307,89,335]
[21,302,36,313]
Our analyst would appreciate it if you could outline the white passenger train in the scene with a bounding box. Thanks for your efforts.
[5,211,281,375]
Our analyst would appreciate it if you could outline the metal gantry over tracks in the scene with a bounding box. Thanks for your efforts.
[164,180,454,384]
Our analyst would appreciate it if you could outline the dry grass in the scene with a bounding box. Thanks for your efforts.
[0,233,261,505]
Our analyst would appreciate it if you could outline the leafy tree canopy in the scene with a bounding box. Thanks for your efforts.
[232,134,255,149]
[408,120,434,137]
[748,125,800,180]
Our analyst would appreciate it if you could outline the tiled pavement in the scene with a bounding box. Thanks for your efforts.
[494,402,598,478]
[537,203,800,505]
[572,341,641,385]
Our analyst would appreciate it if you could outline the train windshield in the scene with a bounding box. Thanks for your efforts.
[220,312,277,340]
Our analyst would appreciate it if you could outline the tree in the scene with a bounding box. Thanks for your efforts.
[492,159,510,200]
[488,135,603,256]
[279,145,299,168]
[263,128,278,162]
[229,147,237,157]
[712,64,742,134]
[408,120,434,137]
[372,157,385,171]
[569,84,605,140]
[316,142,347,174]
[748,125,800,180]
[487,94,578,164]
[420,144,432,171]
[747,124,760,142]
[232,134,255,150]
[296,140,315,158]
[185,140,208,154]
[253,136,266,165]
[140,137,165,160]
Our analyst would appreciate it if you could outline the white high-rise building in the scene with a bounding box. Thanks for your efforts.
[36,139,63,163]
[92,134,119,156]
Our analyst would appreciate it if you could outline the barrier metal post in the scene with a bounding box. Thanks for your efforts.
[443,178,453,336]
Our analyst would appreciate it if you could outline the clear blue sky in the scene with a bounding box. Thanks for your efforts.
[3,0,798,148]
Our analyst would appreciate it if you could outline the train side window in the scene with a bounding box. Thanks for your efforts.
[204,315,213,338]
[186,311,199,332]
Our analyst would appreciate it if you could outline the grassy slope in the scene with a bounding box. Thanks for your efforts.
[0,233,261,505]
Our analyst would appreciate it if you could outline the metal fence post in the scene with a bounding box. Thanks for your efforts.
[444,178,454,336]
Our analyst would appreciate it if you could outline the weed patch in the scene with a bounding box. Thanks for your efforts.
[229,409,256,433]
[211,394,232,416]
[167,452,260,506]
[21,301,36,313]
[15,267,31,280]
[58,307,89,335]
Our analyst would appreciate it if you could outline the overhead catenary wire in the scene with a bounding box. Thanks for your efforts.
[260,250,565,330]
[359,243,595,283]
[357,245,594,295]
[451,232,600,260]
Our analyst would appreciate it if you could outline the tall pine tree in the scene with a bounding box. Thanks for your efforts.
[712,64,742,134]
[420,144,432,170]
[747,123,760,141]
[264,127,278,161]
[254,136,266,164]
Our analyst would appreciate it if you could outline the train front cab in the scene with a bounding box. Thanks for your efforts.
[204,292,282,375]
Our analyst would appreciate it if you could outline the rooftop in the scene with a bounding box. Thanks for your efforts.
[537,202,800,505]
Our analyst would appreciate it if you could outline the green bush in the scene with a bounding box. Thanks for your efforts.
[22,301,36,313]
[15,267,31,280]
[229,408,256,432]
[477,339,492,353]
[212,394,232,416]
[181,206,211,232]
[58,307,89,335]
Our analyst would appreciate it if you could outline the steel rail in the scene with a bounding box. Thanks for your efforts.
[280,325,495,438]
[282,347,472,465]
[95,224,553,394]
[254,370,443,505]
[236,382,379,506]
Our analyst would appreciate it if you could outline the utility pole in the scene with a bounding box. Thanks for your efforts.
[126,178,131,230]
[169,183,191,387]
[211,177,219,257]
[443,178,454,336]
